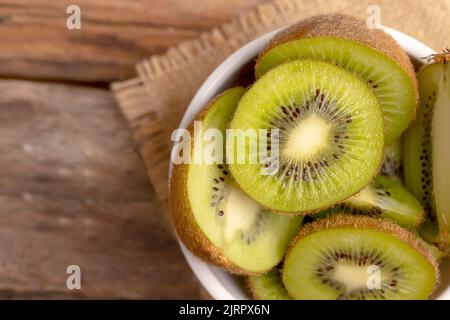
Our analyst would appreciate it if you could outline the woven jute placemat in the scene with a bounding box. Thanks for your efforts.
[111,0,449,212]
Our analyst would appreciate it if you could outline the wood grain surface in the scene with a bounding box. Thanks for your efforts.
[0,80,207,298]
[0,0,270,83]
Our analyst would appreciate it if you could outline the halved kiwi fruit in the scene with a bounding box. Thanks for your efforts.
[255,14,418,144]
[403,52,450,249]
[247,267,292,300]
[228,60,384,213]
[282,214,439,300]
[170,87,302,274]
[325,175,423,228]
[380,140,403,183]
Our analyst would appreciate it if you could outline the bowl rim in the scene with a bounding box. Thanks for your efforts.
[171,26,445,300]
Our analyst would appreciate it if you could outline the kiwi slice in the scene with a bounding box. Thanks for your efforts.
[282,214,439,300]
[380,140,403,183]
[228,60,384,213]
[402,52,450,248]
[318,210,444,261]
[170,87,302,274]
[328,175,423,228]
[248,235,445,299]
[247,267,292,300]
[255,14,418,144]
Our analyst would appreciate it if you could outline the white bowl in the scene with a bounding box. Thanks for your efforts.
[174,26,450,300]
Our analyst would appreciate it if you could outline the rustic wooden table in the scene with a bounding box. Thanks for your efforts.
[0,0,269,299]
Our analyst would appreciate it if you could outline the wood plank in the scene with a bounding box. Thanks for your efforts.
[0,79,203,298]
[0,0,270,83]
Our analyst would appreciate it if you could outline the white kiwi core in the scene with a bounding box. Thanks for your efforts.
[331,262,371,292]
[223,188,260,242]
[283,115,331,159]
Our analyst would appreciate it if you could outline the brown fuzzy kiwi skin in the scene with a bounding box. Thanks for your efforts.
[287,214,440,281]
[169,91,268,276]
[256,14,418,104]
[422,49,450,65]
[171,163,259,275]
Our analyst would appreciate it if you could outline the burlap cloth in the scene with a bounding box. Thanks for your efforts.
[111,0,449,217]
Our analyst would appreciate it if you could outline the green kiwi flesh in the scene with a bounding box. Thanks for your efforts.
[415,231,447,262]
[331,175,423,228]
[255,15,417,144]
[403,59,450,248]
[247,268,292,300]
[172,87,302,274]
[380,140,403,183]
[228,60,384,213]
[282,215,438,300]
